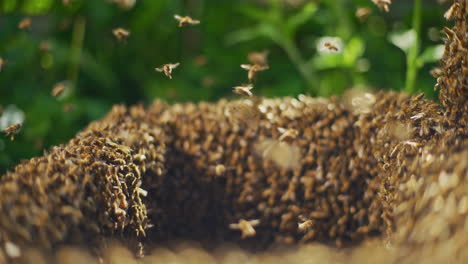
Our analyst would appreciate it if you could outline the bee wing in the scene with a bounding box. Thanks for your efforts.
[174,15,182,20]
[191,19,201,24]
[240,64,251,70]
[249,219,260,226]
[155,67,163,72]
[277,127,287,134]
[170,63,180,69]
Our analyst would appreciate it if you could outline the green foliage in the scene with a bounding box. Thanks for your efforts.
[0,0,450,173]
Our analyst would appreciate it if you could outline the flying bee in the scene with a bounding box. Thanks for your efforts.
[372,0,391,12]
[278,127,299,144]
[51,83,66,98]
[233,84,254,98]
[112,28,130,42]
[247,50,269,66]
[18,18,32,30]
[4,123,21,141]
[229,219,260,238]
[323,42,340,52]
[0,57,4,72]
[241,64,269,82]
[155,63,180,79]
[174,15,200,27]
[355,7,372,22]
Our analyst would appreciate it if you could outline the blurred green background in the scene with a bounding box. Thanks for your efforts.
[0,0,450,173]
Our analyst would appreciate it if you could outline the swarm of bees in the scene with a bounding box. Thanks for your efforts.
[174,15,200,27]
[0,1,467,263]
[3,124,21,141]
[155,63,180,79]
[229,219,260,238]
[113,28,130,42]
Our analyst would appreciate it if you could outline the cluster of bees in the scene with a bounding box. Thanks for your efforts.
[0,0,467,262]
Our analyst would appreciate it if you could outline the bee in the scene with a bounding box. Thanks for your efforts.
[39,41,51,53]
[323,42,340,52]
[208,164,235,176]
[18,18,32,30]
[298,220,313,232]
[4,123,21,141]
[174,15,200,27]
[0,57,4,72]
[229,219,260,238]
[112,0,136,10]
[226,101,260,129]
[63,104,74,112]
[62,0,73,6]
[372,0,391,12]
[112,28,130,42]
[444,2,458,21]
[355,7,372,22]
[240,64,269,82]
[51,83,66,98]
[215,164,226,176]
[278,127,299,144]
[155,63,180,79]
[233,84,254,98]
[247,50,269,67]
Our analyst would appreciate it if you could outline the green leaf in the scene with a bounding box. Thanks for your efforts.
[257,23,284,44]
[311,53,344,71]
[225,26,263,45]
[343,37,365,66]
[239,5,273,23]
[22,0,53,14]
[285,3,317,37]
[417,44,444,67]
[389,29,416,54]
[2,0,17,13]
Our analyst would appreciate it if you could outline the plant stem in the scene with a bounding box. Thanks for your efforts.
[405,0,422,94]
[280,39,319,95]
[68,16,86,88]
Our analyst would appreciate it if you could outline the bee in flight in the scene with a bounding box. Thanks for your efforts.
[155,63,180,79]
[355,7,372,22]
[247,50,269,67]
[0,57,5,72]
[113,28,130,42]
[51,83,66,98]
[233,84,254,98]
[229,219,260,238]
[174,15,200,27]
[18,18,32,30]
[4,124,21,141]
[240,64,269,82]
[323,42,340,52]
